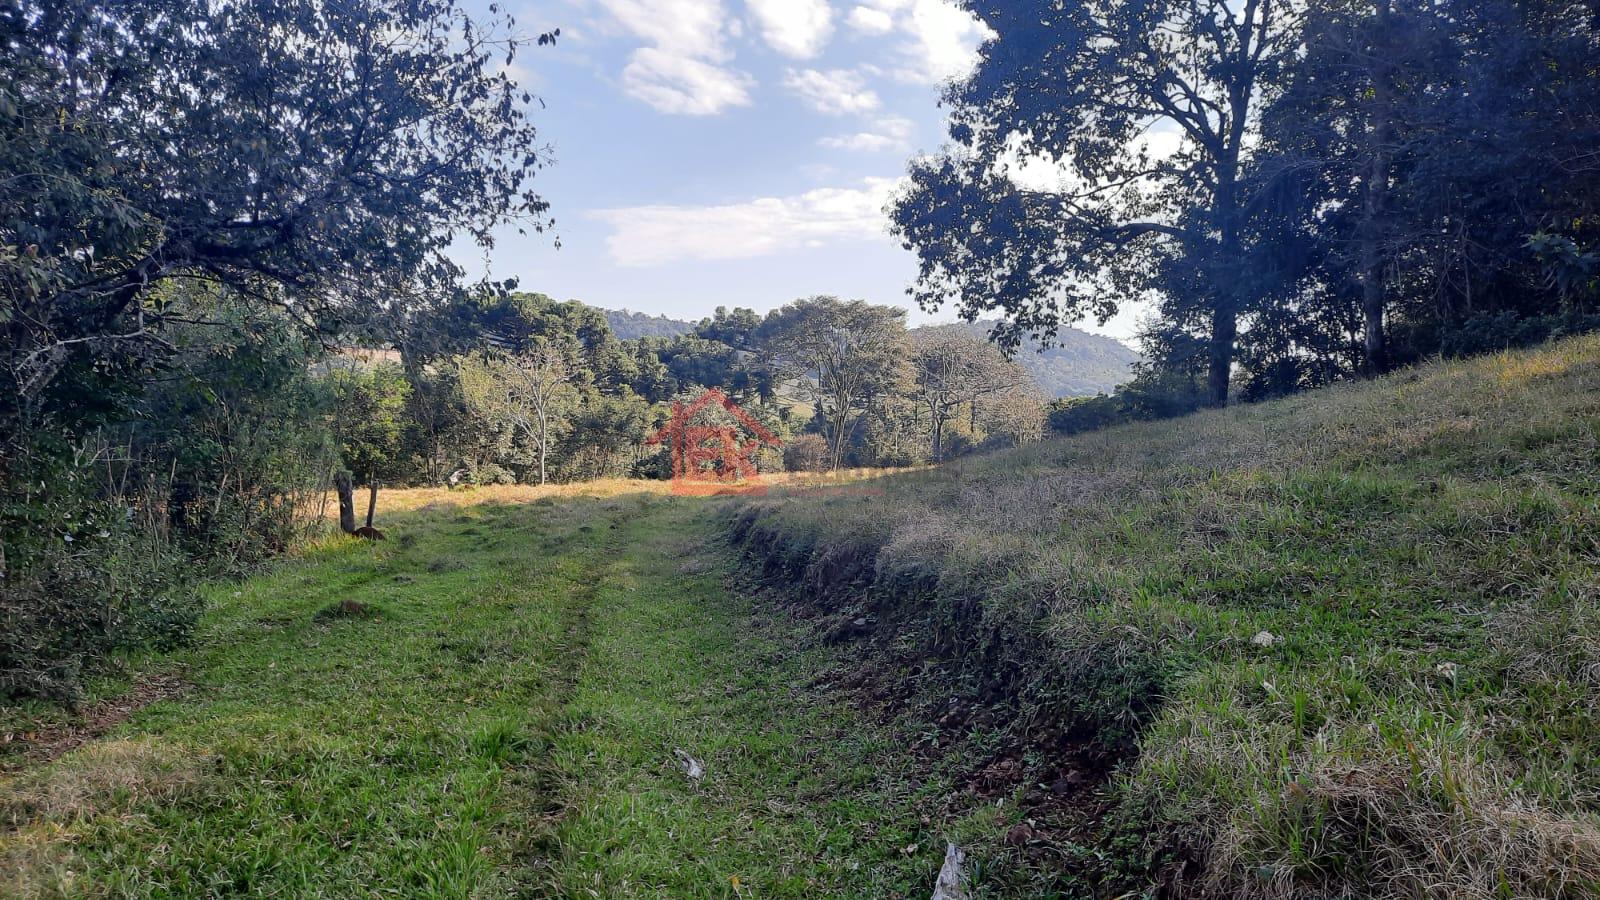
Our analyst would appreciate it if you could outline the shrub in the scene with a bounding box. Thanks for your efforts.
[1,453,200,700]
[783,434,830,472]
[460,461,516,486]
[630,447,672,480]
[1047,372,1206,438]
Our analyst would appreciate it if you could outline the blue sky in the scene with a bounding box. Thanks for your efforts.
[455,0,1146,341]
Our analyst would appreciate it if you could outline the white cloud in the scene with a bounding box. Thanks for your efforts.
[592,177,902,266]
[623,49,754,115]
[1002,125,1186,194]
[595,0,728,59]
[898,0,991,83]
[594,0,755,115]
[848,0,990,84]
[845,5,895,35]
[819,116,914,152]
[746,0,835,58]
[783,68,880,115]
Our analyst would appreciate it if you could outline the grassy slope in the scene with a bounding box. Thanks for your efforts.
[0,487,1029,897]
[726,335,1600,898]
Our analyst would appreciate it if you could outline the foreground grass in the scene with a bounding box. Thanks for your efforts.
[3,494,601,896]
[728,335,1600,898]
[2,485,1015,897]
[530,499,952,896]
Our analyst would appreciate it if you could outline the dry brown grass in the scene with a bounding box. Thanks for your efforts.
[1,738,212,898]
[0,825,76,900]
[2,738,211,828]
[315,469,910,524]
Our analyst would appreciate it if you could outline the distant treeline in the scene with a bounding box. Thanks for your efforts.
[337,293,1048,491]
[603,309,696,341]
[603,310,1141,399]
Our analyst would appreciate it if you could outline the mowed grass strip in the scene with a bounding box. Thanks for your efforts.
[2,496,607,897]
[4,488,1014,899]
[529,498,960,898]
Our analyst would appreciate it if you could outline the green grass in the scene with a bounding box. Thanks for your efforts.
[18,338,1600,897]
[4,498,597,896]
[530,499,946,896]
[1,490,1032,897]
[727,335,1600,898]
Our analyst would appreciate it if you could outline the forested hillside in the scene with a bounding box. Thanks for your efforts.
[599,312,1139,397]
[931,321,1139,397]
[603,309,696,340]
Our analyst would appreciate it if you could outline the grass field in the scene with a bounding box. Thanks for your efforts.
[727,335,1600,898]
[10,337,1600,897]
[0,483,1028,898]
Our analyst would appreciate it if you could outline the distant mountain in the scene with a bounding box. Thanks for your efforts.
[605,309,696,340]
[919,321,1141,397]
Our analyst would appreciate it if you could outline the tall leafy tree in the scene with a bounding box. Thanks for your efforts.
[457,342,575,486]
[1253,0,1600,376]
[1254,0,1458,375]
[759,297,908,471]
[892,0,1300,406]
[1,0,555,430]
[909,326,1031,461]
[329,363,413,490]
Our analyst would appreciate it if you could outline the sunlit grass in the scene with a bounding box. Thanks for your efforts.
[315,469,912,522]
[727,334,1600,898]
[1,484,985,898]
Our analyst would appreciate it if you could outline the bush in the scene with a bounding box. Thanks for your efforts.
[753,445,786,475]
[1439,310,1600,360]
[630,447,672,481]
[460,461,516,486]
[1,454,200,700]
[1047,394,1123,435]
[2,313,333,699]
[1048,371,1207,437]
[783,434,830,472]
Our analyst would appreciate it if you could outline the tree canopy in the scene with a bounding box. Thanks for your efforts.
[758,297,910,471]
[893,0,1298,406]
[2,0,554,428]
[894,0,1600,407]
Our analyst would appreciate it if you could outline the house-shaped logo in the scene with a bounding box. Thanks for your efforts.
[646,389,781,495]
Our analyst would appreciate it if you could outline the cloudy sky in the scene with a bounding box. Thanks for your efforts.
[459,0,1145,340]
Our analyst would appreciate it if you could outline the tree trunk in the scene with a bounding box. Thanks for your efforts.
[536,409,549,485]
[1207,303,1237,407]
[365,482,378,528]
[828,405,851,472]
[334,471,356,534]
[1359,0,1395,377]
[1361,264,1387,376]
[1206,75,1252,410]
